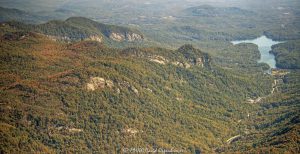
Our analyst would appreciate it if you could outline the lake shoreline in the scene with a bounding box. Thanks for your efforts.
[231,35,283,69]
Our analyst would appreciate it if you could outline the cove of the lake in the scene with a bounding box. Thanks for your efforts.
[231,35,283,69]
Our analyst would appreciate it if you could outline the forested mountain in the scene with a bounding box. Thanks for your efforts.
[270,40,300,69]
[0,0,299,153]
[0,19,299,153]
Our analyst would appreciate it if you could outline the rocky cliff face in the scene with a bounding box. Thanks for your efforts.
[46,35,72,42]
[85,35,102,42]
[177,44,211,68]
[46,35,102,43]
[126,33,143,41]
[109,32,143,42]
[120,45,210,69]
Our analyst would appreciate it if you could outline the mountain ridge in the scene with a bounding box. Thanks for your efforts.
[184,5,255,17]
[4,16,144,43]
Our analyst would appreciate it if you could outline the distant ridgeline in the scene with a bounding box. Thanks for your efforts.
[0,7,46,24]
[184,5,255,17]
[4,17,144,43]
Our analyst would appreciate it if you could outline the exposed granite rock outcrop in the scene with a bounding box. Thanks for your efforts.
[109,32,143,42]
[86,77,114,91]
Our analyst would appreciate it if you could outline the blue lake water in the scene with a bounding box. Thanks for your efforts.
[231,35,283,68]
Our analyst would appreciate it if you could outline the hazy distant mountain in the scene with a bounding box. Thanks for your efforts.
[0,0,69,12]
[184,5,255,17]
[0,7,46,23]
